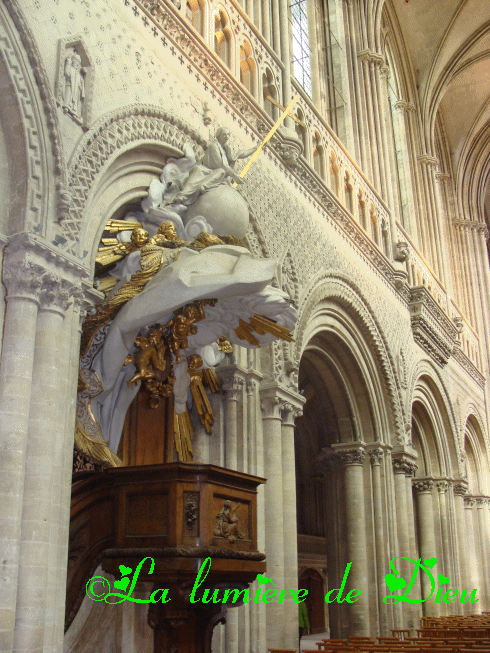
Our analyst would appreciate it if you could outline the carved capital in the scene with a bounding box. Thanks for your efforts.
[413,479,434,494]
[475,497,488,508]
[436,480,449,494]
[3,258,44,304]
[392,456,417,476]
[281,401,303,425]
[369,448,384,465]
[336,447,366,466]
[464,496,476,508]
[3,232,89,313]
[223,376,244,401]
[260,395,281,419]
[453,481,468,497]
[246,379,259,394]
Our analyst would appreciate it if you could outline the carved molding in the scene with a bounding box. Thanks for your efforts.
[409,286,459,366]
[452,348,485,389]
[1,0,67,218]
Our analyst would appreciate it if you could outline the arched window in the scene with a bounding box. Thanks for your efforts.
[263,69,278,120]
[312,131,324,178]
[344,172,353,214]
[358,193,367,230]
[370,208,379,246]
[214,9,232,68]
[295,108,307,156]
[185,0,203,36]
[240,40,255,96]
[329,153,339,197]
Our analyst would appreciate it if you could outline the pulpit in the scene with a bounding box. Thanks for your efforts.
[67,462,265,653]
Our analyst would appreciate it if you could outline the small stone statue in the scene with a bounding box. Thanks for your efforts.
[63,51,86,120]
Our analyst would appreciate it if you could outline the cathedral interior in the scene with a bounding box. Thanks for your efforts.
[1,0,490,652]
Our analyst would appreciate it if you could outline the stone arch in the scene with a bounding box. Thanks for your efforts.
[60,105,207,256]
[411,376,459,478]
[463,413,490,495]
[295,271,404,442]
[0,1,64,237]
[406,359,458,445]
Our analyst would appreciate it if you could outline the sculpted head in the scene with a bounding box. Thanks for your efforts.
[157,221,178,241]
[216,127,230,146]
[130,227,149,248]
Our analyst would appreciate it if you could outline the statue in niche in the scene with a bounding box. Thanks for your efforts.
[62,51,86,121]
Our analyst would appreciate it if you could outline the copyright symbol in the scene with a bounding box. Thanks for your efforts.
[86,576,110,601]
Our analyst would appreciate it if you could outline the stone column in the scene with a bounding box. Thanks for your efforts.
[223,373,244,653]
[413,479,438,616]
[333,443,370,636]
[392,451,418,629]
[464,497,481,614]
[260,387,285,648]
[369,447,388,636]
[223,374,244,472]
[452,482,469,613]
[0,250,42,651]
[475,498,490,610]
[281,399,304,649]
[13,277,74,653]
[436,481,452,616]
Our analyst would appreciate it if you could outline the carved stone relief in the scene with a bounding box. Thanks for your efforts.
[55,36,93,131]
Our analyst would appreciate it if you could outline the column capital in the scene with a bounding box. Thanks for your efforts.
[475,496,489,508]
[392,447,418,476]
[222,375,244,401]
[417,154,439,170]
[453,480,469,496]
[436,479,450,494]
[412,478,434,494]
[280,401,303,426]
[332,442,367,466]
[369,448,384,465]
[3,232,90,312]
[464,496,476,508]
[260,382,305,420]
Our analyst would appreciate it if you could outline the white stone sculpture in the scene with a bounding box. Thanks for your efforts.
[62,51,85,121]
[80,243,296,456]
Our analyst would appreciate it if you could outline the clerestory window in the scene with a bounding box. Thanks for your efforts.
[291,0,312,97]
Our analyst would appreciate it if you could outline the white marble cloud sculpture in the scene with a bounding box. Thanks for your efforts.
[90,244,297,453]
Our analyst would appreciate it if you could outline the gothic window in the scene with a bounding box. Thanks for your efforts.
[358,194,367,230]
[344,172,353,214]
[263,69,278,119]
[214,9,232,68]
[295,108,307,155]
[240,40,255,96]
[312,131,324,178]
[329,153,339,196]
[185,0,204,36]
[291,0,312,96]
[370,209,379,246]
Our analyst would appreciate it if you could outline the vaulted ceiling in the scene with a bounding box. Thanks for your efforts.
[389,0,490,223]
